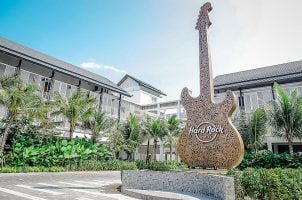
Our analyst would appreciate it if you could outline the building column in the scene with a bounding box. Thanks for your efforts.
[117,94,122,122]
[49,71,55,90]
[157,103,160,118]
[267,140,273,152]
[15,60,22,75]
[77,80,82,89]
[239,88,243,109]
[271,83,276,100]
[45,71,55,99]
[99,88,104,111]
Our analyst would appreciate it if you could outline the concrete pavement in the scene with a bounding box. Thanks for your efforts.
[0,171,137,200]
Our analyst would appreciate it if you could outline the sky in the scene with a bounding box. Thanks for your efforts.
[1,0,302,101]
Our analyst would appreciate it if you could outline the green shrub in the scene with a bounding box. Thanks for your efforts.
[239,150,302,169]
[228,168,302,200]
[0,166,21,173]
[48,166,65,172]
[77,160,137,171]
[135,160,147,170]
[147,161,187,171]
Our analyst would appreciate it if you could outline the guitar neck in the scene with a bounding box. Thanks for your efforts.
[199,25,213,101]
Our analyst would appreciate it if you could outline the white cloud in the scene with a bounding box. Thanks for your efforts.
[80,61,102,69]
[103,65,127,74]
[80,61,127,74]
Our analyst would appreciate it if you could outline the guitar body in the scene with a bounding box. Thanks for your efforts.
[178,90,244,168]
[177,2,244,169]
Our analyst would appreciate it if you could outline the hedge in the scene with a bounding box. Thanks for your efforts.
[228,168,302,200]
[238,150,302,169]
[0,160,137,173]
[135,160,188,171]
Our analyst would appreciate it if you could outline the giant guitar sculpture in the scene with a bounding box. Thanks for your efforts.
[178,2,244,169]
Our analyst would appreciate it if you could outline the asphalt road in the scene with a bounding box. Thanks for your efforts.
[0,171,138,200]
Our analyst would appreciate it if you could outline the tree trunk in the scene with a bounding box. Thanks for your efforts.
[288,138,294,158]
[69,124,75,140]
[169,144,172,161]
[115,151,120,159]
[146,139,150,164]
[153,139,157,162]
[126,150,132,161]
[92,132,97,144]
[0,119,13,154]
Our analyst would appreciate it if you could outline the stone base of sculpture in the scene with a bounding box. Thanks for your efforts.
[121,170,235,200]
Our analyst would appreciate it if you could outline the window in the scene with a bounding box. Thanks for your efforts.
[20,70,30,83]
[66,85,72,98]
[4,65,15,75]
[43,81,51,93]
[53,80,61,92]
[29,73,39,84]
[0,64,6,75]
[238,95,245,108]
[151,97,157,103]
[60,83,67,96]
[244,94,252,112]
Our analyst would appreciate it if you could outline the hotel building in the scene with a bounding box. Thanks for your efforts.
[0,36,301,160]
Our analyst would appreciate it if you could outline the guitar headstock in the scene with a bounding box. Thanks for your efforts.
[196,2,212,30]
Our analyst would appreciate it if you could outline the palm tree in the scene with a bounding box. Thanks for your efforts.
[235,109,249,150]
[119,114,141,161]
[141,115,152,164]
[165,115,182,160]
[52,90,95,140]
[236,108,267,153]
[249,108,267,153]
[0,75,43,153]
[148,118,168,162]
[270,82,302,157]
[29,96,63,131]
[83,110,111,143]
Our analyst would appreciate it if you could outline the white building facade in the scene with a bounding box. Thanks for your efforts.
[1,36,302,159]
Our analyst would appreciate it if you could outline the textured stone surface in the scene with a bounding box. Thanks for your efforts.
[122,189,211,200]
[178,2,244,169]
[122,170,235,200]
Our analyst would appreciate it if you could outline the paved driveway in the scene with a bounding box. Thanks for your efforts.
[0,171,137,200]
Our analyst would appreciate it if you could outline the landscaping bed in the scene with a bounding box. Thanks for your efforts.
[228,168,302,200]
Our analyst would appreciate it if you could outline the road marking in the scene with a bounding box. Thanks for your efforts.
[71,189,136,200]
[16,184,64,195]
[58,181,92,187]
[75,181,103,185]
[69,189,107,196]
[76,198,95,200]
[93,180,117,184]
[0,187,47,200]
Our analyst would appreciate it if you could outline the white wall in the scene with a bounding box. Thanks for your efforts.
[119,77,159,105]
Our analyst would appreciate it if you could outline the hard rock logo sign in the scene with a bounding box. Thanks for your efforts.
[189,122,224,143]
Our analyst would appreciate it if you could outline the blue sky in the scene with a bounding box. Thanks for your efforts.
[1,0,302,100]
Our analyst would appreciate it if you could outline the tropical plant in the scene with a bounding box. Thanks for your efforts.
[269,82,302,157]
[52,90,96,140]
[140,115,152,164]
[119,114,141,161]
[83,110,112,143]
[235,109,249,149]
[0,75,43,153]
[107,125,124,159]
[236,108,267,153]
[29,97,63,131]
[165,115,182,160]
[148,118,168,162]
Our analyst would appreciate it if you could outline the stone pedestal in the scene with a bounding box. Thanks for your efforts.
[121,170,235,200]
